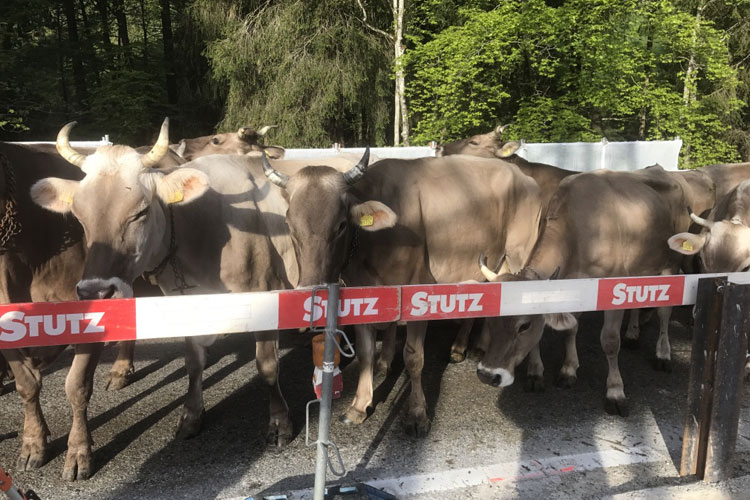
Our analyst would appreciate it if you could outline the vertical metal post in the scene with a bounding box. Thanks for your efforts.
[681,277,725,477]
[705,282,750,482]
[313,283,339,500]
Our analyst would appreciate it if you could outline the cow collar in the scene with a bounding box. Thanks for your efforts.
[142,205,196,294]
[0,153,22,253]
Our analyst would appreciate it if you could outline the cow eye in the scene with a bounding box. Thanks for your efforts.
[335,220,347,237]
[132,206,149,222]
[518,321,531,333]
[211,137,220,145]
[742,265,750,273]
[469,140,479,146]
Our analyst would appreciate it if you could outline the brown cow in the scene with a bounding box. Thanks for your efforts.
[261,151,543,435]
[174,125,285,161]
[476,166,696,416]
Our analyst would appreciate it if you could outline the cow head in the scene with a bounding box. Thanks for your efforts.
[174,125,285,161]
[30,119,209,299]
[669,212,750,273]
[437,124,521,159]
[475,260,576,387]
[261,149,397,286]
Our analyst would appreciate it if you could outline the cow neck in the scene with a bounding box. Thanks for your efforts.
[0,153,22,253]
[142,204,196,294]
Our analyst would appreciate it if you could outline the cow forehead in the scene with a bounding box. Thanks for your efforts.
[287,166,346,202]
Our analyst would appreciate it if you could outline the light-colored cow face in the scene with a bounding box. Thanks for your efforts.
[475,266,576,387]
[437,124,521,159]
[30,120,209,299]
[261,149,397,287]
[174,125,285,161]
[669,214,750,273]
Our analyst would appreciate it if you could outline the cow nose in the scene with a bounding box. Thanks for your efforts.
[77,283,116,300]
[491,375,502,387]
[476,367,496,386]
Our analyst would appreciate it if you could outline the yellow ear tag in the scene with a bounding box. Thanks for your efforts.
[682,240,694,251]
[60,194,74,205]
[168,190,184,204]
[360,214,374,227]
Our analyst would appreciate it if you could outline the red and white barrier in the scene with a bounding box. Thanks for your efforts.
[1,273,748,350]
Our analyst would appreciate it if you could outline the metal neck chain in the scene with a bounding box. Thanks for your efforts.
[0,154,22,253]
[143,205,195,294]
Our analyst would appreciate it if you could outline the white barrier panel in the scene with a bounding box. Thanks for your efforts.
[516,138,682,172]
[9,139,112,148]
[0,273,744,351]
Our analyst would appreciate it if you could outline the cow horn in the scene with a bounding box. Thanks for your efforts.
[494,124,509,136]
[257,125,277,136]
[478,253,500,281]
[261,151,289,188]
[342,147,370,185]
[141,118,170,168]
[690,212,714,229]
[56,122,88,168]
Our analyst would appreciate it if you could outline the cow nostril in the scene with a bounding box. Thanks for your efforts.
[491,375,502,387]
[100,284,116,299]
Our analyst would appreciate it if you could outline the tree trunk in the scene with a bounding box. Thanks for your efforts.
[113,0,130,48]
[682,2,705,166]
[140,0,148,66]
[160,0,178,105]
[393,0,409,146]
[95,0,111,47]
[62,0,87,108]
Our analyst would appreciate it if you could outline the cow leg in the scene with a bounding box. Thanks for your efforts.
[469,320,490,361]
[342,324,375,425]
[556,324,580,388]
[601,309,628,416]
[176,335,214,439]
[105,341,135,391]
[654,306,672,372]
[5,349,50,471]
[63,343,103,481]
[254,331,292,446]
[449,319,474,363]
[524,342,545,392]
[404,320,430,437]
[623,309,640,349]
[376,322,397,375]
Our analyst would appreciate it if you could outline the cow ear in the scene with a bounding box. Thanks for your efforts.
[668,232,705,255]
[495,141,521,158]
[350,200,397,232]
[30,178,79,213]
[155,168,209,205]
[544,313,577,331]
[263,146,285,159]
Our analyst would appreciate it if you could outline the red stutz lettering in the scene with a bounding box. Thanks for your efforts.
[597,276,685,310]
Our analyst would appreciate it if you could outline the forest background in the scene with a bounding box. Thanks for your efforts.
[1,0,749,168]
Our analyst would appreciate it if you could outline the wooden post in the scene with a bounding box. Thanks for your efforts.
[704,282,750,482]
[680,277,725,477]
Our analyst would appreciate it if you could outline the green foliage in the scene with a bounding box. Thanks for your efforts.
[195,0,392,147]
[406,0,745,167]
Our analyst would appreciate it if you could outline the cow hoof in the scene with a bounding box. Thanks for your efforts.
[604,397,630,417]
[449,350,466,363]
[266,418,293,447]
[556,374,577,389]
[175,410,204,439]
[62,449,93,481]
[340,407,367,425]
[622,338,639,350]
[467,348,485,362]
[404,414,431,438]
[104,370,132,391]
[654,358,672,373]
[17,443,48,471]
[524,375,545,393]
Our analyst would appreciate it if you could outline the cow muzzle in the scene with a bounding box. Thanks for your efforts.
[76,278,133,300]
[476,363,514,387]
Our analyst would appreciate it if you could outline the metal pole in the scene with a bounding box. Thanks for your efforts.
[313,283,339,500]
[705,282,749,482]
